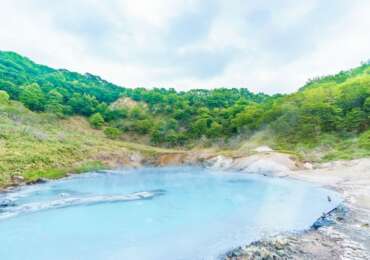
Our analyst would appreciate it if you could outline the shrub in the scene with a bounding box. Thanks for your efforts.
[0,90,10,104]
[89,113,105,129]
[132,119,153,134]
[359,130,370,149]
[104,127,122,139]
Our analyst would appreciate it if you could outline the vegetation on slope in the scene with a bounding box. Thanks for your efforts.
[0,51,274,145]
[233,65,370,160]
[0,97,175,187]
[0,50,369,166]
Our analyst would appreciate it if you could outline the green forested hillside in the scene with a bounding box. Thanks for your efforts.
[0,50,369,157]
[0,51,273,145]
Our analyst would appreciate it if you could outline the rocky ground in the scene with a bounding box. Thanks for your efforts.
[225,205,370,260]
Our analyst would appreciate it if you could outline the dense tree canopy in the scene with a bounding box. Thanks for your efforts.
[0,50,369,148]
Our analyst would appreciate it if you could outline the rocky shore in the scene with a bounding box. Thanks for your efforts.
[204,151,370,260]
[154,149,370,259]
[224,205,370,260]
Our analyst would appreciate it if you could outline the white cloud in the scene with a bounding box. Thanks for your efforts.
[118,0,196,28]
[0,0,369,94]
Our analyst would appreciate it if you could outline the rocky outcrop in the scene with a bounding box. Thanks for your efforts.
[205,155,234,169]
[93,151,145,168]
[155,151,215,167]
[254,146,273,153]
[222,157,370,260]
[92,145,303,176]
[153,149,302,176]
[203,152,302,176]
[156,153,188,166]
[225,206,370,260]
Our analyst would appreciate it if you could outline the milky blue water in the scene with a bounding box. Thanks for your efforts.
[0,167,341,260]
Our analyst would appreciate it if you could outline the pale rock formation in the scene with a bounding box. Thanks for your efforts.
[254,146,273,153]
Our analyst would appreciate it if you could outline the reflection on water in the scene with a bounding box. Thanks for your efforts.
[0,167,342,260]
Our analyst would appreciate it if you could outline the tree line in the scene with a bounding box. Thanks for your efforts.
[0,51,369,149]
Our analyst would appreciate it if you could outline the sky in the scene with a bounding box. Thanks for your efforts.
[1,0,370,94]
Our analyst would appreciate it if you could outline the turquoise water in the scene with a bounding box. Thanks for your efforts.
[0,167,341,260]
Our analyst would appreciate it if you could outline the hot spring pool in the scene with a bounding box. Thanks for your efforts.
[0,167,341,260]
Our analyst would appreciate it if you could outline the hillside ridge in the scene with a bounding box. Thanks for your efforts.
[0,50,368,188]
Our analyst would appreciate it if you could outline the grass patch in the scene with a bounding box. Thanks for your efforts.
[23,161,108,183]
[72,161,107,174]
[0,101,179,188]
[24,168,68,182]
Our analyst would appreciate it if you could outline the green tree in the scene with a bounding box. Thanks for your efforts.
[95,103,108,115]
[364,97,370,112]
[191,117,209,137]
[19,83,45,111]
[0,90,10,104]
[0,80,19,99]
[104,108,128,121]
[164,130,187,146]
[231,104,263,132]
[150,128,163,144]
[104,127,122,139]
[68,93,98,116]
[132,119,153,134]
[130,106,146,119]
[207,121,223,138]
[89,113,105,129]
[358,130,370,149]
[344,108,367,132]
[45,89,65,116]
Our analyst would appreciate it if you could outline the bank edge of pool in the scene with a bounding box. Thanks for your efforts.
[217,156,370,260]
[1,150,370,259]
[148,152,370,259]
